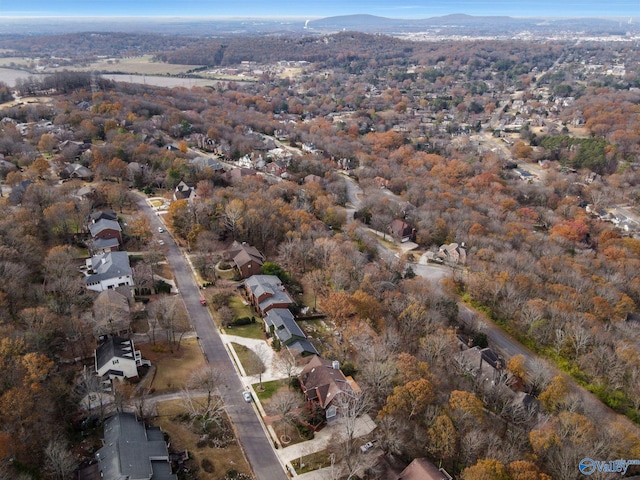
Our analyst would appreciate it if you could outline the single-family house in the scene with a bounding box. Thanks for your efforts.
[304,174,323,185]
[190,156,224,172]
[84,251,134,292]
[227,241,265,279]
[90,210,118,223]
[8,179,33,205]
[396,458,453,480]
[89,218,123,245]
[514,168,535,182]
[95,336,149,381]
[264,308,318,356]
[74,185,96,202]
[92,289,131,339]
[388,219,416,243]
[298,355,360,421]
[265,160,287,177]
[89,237,121,255]
[245,274,294,315]
[0,157,17,173]
[95,412,177,480]
[62,163,94,181]
[223,167,258,184]
[173,180,197,202]
[437,243,467,265]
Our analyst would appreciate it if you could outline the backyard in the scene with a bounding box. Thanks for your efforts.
[254,379,322,448]
[153,399,252,480]
[137,337,205,393]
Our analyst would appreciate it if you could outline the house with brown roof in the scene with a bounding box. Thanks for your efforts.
[437,242,467,265]
[298,355,360,421]
[92,289,131,339]
[223,167,258,184]
[388,219,416,243]
[227,241,265,279]
[396,458,452,480]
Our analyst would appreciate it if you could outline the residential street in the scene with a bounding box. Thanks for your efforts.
[341,170,640,439]
[135,194,288,480]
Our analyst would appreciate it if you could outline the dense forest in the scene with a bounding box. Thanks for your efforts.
[1,32,640,479]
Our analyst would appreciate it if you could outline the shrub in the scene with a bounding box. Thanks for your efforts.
[201,458,215,473]
[155,279,172,294]
[341,361,357,378]
[232,316,252,326]
[472,332,489,349]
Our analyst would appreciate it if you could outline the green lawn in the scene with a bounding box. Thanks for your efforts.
[252,379,288,401]
[225,322,265,339]
[229,295,253,317]
[232,342,262,375]
[224,296,265,339]
[292,450,333,474]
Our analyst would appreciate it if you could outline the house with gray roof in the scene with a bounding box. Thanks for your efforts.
[90,210,118,223]
[84,252,133,292]
[96,412,176,480]
[190,156,224,172]
[62,163,93,181]
[89,237,121,255]
[89,218,122,245]
[173,180,197,202]
[95,336,149,381]
[0,157,17,173]
[245,274,294,315]
[264,308,318,356]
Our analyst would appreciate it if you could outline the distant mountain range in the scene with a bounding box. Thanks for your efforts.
[307,13,639,36]
[1,13,638,37]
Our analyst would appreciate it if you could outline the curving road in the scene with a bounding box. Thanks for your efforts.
[341,169,640,438]
[135,195,288,480]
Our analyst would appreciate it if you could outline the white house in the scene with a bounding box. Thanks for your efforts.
[84,251,134,292]
[95,336,150,381]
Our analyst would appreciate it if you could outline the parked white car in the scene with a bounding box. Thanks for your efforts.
[243,391,252,403]
[360,441,376,453]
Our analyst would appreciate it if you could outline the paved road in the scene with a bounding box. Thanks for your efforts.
[457,297,640,436]
[341,171,640,437]
[136,195,288,480]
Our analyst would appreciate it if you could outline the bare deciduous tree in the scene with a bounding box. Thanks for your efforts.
[182,367,225,434]
[44,437,78,480]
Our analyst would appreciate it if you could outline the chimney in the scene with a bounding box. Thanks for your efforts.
[332,360,340,370]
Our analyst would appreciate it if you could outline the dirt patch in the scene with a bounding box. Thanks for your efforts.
[138,337,205,393]
[155,263,174,280]
[154,400,252,480]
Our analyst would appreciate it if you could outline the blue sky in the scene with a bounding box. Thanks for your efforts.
[2,0,638,18]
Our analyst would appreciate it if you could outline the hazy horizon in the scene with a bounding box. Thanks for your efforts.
[3,0,639,19]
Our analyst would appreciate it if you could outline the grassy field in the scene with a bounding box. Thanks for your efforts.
[231,343,264,376]
[154,400,252,480]
[253,379,289,403]
[138,337,205,393]
[292,450,333,474]
[224,296,265,339]
[224,319,265,339]
[229,295,253,318]
[67,55,204,75]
